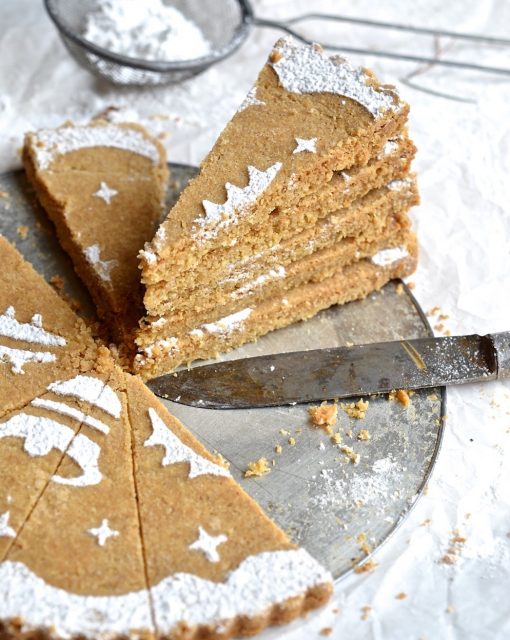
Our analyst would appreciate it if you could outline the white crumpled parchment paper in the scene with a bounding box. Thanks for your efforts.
[0,1,509,638]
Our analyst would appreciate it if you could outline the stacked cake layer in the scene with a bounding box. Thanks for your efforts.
[136,38,419,378]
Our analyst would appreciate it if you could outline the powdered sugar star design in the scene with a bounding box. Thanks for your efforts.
[293,137,317,154]
[87,519,119,547]
[93,181,118,205]
[189,526,227,563]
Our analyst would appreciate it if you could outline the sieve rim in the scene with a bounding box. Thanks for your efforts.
[43,0,254,72]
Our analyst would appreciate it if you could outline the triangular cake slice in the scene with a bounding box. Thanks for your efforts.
[0,234,106,416]
[23,119,168,348]
[126,375,332,638]
[135,37,418,376]
[140,37,409,300]
[0,238,332,639]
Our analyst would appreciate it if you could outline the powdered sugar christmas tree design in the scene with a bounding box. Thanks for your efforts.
[0,306,66,374]
[144,408,230,479]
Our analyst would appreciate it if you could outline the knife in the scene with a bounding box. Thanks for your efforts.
[147,332,510,409]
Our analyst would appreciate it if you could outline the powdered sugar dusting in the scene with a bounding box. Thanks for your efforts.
[293,137,317,154]
[194,162,282,243]
[93,181,118,205]
[0,511,16,538]
[48,375,122,418]
[188,527,227,563]
[310,457,402,511]
[201,308,252,335]
[387,177,414,192]
[371,245,409,267]
[0,549,330,637]
[30,398,110,435]
[201,163,282,225]
[84,244,118,282]
[83,0,211,63]
[271,37,400,118]
[0,306,66,347]
[238,86,266,113]
[231,266,286,300]
[145,408,230,479]
[0,346,56,375]
[0,413,102,487]
[30,124,160,170]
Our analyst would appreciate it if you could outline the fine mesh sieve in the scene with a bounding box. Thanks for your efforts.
[44,0,510,87]
[43,0,253,86]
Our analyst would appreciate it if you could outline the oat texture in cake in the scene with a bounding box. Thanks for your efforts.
[23,119,168,348]
[0,237,332,640]
[136,36,419,378]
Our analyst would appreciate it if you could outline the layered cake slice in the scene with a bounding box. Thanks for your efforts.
[0,238,332,639]
[136,37,419,377]
[23,119,168,348]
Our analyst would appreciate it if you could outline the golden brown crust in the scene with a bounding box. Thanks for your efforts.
[153,582,332,640]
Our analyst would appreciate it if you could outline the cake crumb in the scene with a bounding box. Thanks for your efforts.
[357,429,371,441]
[16,225,29,240]
[288,437,296,446]
[406,281,415,289]
[279,428,290,436]
[270,49,283,63]
[339,445,360,465]
[354,559,378,574]
[395,592,407,600]
[341,399,369,419]
[357,532,372,554]
[331,432,342,445]
[49,274,65,291]
[319,628,333,637]
[441,529,466,564]
[274,444,282,454]
[0,190,9,198]
[446,605,455,614]
[244,457,271,478]
[389,389,411,407]
[427,305,440,316]
[309,402,338,428]
[434,323,445,332]
[395,282,404,295]
[360,606,372,621]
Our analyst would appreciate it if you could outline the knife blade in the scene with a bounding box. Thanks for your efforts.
[146,332,510,409]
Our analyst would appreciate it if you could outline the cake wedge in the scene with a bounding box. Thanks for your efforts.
[23,119,168,349]
[135,36,419,377]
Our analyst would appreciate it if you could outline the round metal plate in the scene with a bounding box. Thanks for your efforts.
[0,164,445,580]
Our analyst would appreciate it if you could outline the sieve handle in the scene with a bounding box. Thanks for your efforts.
[253,14,510,77]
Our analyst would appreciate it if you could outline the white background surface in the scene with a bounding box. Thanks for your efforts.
[1,1,510,638]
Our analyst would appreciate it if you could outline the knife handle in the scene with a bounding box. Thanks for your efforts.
[489,332,510,380]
